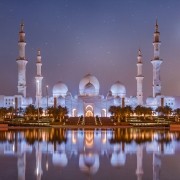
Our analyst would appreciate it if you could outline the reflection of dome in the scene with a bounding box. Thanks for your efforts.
[79,153,99,175]
[79,74,100,96]
[110,81,126,97]
[111,152,126,167]
[53,81,68,97]
[52,152,68,168]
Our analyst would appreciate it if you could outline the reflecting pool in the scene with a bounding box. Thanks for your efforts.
[0,128,180,180]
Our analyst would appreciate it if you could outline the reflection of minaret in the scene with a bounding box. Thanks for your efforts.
[35,50,43,107]
[136,49,144,105]
[151,19,163,97]
[16,21,28,97]
[35,142,43,180]
[153,152,161,180]
[17,138,26,180]
[136,145,143,180]
[17,152,26,180]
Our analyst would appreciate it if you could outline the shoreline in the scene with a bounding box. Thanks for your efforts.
[1,124,171,130]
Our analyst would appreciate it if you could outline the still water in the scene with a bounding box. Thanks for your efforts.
[0,128,180,180]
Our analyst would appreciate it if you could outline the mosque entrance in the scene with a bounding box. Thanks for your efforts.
[85,105,94,117]
[86,110,93,117]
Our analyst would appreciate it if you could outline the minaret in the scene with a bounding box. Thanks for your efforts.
[151,19,163,97]
[16,22,28,97]
[136,49,144,105]
[35,50,43,107]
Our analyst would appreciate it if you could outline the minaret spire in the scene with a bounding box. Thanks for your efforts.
[16,21,28,97]
[155,18,158,32]
[136,49,144,105]
[20,20,24,32]
[151,20,163,97]
[35,49,43,107]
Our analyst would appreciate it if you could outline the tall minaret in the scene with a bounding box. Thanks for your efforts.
[136,49,144,105]
[35,50,43,107]
[16,22,28,97]
[151,19,163,97]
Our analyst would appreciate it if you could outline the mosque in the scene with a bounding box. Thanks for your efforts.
[0,21,177,117]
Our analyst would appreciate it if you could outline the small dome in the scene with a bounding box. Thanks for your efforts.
[110,81,126,97]
[79,74,100,96]
[53,81,68,97]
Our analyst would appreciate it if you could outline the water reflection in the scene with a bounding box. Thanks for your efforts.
[0,128,180,180]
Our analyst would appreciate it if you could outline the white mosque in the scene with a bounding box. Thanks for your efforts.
[0,21,177,117]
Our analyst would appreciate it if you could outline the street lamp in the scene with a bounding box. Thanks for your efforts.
[46,85,49,114]
[36,80,40,125]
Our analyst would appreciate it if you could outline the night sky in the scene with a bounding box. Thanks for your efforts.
[0,0,180,100]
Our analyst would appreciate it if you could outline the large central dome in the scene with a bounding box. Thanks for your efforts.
[79,74,100,96]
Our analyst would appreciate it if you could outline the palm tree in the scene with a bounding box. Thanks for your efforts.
[109,106,122,122]
[0,107,7,120]
[7,106,15,119]
[35,107,43,118]
[57,105,68,122]
[156,106,164,116]
[25,104,36,120]
[156,105,172,119]
[174,108,180,121]
[134,105,143,118]
[109,106,117,116]
[17,107,24,116]
[122,106,133,121]
[144,107,153,120]
[163,105,172,119]
[47,106,59,120]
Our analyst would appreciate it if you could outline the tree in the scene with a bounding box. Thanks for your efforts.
[25,104,36,120]
[7,106,15,119]
[156,106,164,116]
[47,106,58,120]
[35,107,43,118]
[0,107,7,120]
[17,107,24,116]
[156,105,172,119]
[109,106,122,122]
[163,106,172,119]
[174,108,180,121]
[57,105,68,122]
[142,107,153,119]
[122,106,133,121]
[134,105,143,118]
[47,106,68,122]
[134,106,153,120]
[109,106,117,116]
